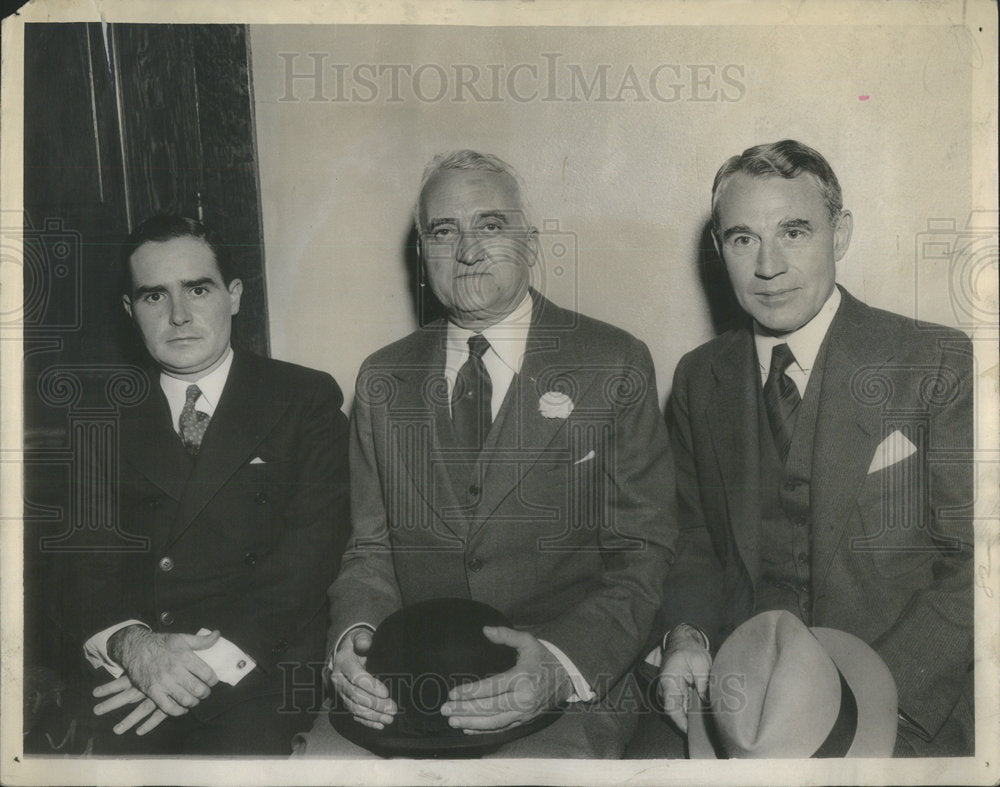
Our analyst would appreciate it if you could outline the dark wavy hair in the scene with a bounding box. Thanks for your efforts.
[120,214,236,296]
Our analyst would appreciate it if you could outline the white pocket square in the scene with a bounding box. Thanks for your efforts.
[249,456,267,465]
[573,449,596,466]
[867,430,917,474]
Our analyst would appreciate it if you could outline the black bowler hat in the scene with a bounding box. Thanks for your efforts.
[329,597,562,757]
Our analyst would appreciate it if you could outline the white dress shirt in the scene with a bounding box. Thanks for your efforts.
[443,291,533,421]
[754,287,842,395]
[159,346,233,431]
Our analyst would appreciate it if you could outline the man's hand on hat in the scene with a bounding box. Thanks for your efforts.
[657,623,712,733]
[330,626,397,729]
[102,626,220,724]
[439,626,572,733]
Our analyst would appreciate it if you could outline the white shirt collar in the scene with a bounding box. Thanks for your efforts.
[754,287,841,394]
[445,292,533,372]
[159,347,234,432]
[444,292,533,420]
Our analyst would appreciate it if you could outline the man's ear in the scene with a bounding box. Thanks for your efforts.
[833,210,854,261]
[228,278,243,315]
[121,294,133,319]
[711,227,723,261]
[416,236,427,286]
[526,226,540,268]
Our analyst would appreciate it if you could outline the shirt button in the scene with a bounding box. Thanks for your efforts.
[158,556,174,572]
[798,552,808,564]
[469,558,484,572]
[468,484,481,497]
[795,517,807,527]
[244,551,258,566]
[784,481,797,492]
[159,611,174,626]
[254,491,268,504]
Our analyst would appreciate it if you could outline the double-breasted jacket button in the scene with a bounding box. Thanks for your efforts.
[159,611,174,626]
[158,556,174,572]
[147,497,163,510]
[244,551,258,566]
[253,490,268,504]
[468,484,481,497]
[468,558,484,572]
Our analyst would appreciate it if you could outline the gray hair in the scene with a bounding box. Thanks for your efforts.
[711,139,844,233]
[413,150,531,231]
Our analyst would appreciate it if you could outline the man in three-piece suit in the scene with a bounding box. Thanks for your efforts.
[645,140,974,757]
[78,215,350,754]
[294,150,677,758]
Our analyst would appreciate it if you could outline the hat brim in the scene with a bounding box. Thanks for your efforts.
[811,627,897,757]
[688,627,898,759]
[329,704,563,758]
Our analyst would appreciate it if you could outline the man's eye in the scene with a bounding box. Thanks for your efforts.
[481,222,503,233]
[732,235,754,247]
[432,228,455,241]
[143,293,163,303]
[191,286,208,296]
[785,229,804,240]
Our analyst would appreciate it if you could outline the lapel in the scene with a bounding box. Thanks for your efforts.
[811,288,893,589]
[468,293,594,542]
[706,326,763,583]
[382,324,469,541]
[119,370,191,547]
[167,351,290,547]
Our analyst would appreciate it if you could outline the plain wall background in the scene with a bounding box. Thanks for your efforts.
[249,24,975,409]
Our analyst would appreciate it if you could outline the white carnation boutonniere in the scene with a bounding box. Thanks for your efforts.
[538,391,574,419]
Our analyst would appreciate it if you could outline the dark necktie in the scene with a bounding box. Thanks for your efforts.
[764,343,801,463]
[179,384,211,455]
[452,334,492,450]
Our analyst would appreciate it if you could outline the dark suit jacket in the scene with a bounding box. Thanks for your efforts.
[78,350,351,720]
[328,292,677,742]
[662,287,974,755]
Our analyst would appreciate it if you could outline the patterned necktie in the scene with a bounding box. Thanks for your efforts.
[452,334,493,450]
[763,343,801,463]
[179,384,211,456]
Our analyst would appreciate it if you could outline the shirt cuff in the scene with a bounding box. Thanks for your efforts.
[538,639,595,703]
[328,623,376,672]
[83,620,149,677]
[193,628,256,686]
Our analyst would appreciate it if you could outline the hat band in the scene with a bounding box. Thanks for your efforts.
[812,668,858,758]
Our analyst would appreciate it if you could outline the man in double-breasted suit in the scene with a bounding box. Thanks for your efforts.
[77,215,350,754]
[645,140,974,757]
[295,150,676,758]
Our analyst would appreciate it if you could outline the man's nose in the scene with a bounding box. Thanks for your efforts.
[755,242,787,279]
[455,231,483,266]
[169,298,192,325]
